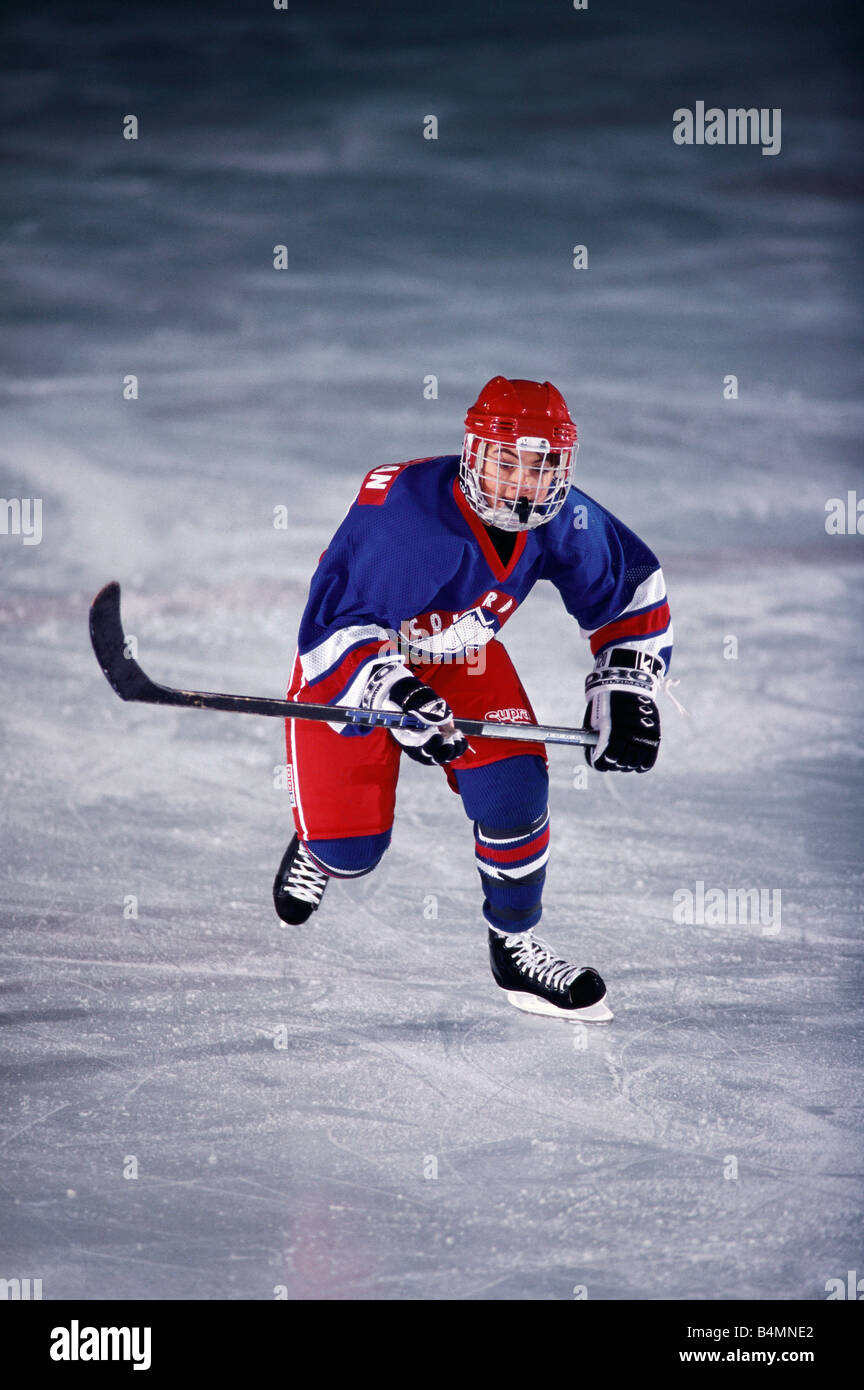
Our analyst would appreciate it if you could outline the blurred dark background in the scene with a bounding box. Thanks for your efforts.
[1,0,861,575]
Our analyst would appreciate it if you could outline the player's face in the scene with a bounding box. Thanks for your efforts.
[477,442,556,507]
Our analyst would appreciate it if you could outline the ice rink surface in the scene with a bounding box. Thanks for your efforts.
[1,0,862,1299]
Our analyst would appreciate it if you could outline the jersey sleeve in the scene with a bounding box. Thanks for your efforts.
[541,490,673,673]
[293,470,450,732]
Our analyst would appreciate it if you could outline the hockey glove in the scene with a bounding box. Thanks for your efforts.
[361,663,468,766]
[584,648,662,773]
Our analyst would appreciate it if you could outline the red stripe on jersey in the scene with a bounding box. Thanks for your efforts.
[477,825,550,864]
[356,457,437,506]
[590,601,670,654]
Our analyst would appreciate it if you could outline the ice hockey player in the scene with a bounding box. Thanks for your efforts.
[273,377,672,1022]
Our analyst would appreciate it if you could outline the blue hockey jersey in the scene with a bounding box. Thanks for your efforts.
[294,455,672,719]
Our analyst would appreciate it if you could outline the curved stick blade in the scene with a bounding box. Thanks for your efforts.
[89,582,164,703]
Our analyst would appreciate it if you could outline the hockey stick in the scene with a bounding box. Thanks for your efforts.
[89,582,599,748]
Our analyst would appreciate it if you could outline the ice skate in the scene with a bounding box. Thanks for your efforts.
[273,834,329,924]
[488,927,613,1021]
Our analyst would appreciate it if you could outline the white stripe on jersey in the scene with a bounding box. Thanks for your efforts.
[603,626,674,662]
[578,567,667,639]
[300,622,392,684]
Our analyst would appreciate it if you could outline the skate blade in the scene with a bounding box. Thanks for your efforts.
[504,990,614,1023]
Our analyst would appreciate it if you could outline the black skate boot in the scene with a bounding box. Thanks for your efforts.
[273,835,329,924]
[488,928,613,1021]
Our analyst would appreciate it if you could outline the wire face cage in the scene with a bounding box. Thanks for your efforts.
[459,433,577,531]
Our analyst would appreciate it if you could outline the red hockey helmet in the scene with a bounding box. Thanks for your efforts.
[460,377,578,531]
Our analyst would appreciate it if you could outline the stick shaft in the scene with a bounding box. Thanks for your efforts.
[89,582,598,747]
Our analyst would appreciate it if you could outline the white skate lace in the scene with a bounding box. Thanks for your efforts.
[282,844,329,906]
[505,932,586,992]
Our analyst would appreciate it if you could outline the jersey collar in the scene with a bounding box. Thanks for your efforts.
[451,477,527,582]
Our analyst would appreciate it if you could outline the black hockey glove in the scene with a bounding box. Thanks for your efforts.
[361,664,468,766]
[584,648,662,773]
